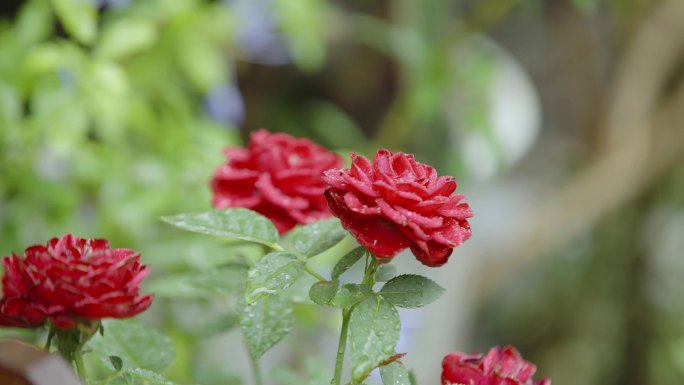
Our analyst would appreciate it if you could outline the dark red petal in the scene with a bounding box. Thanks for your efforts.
[256,173,309,210]
[253,203,299,234]
[390,152,415,177]
[413,196,448,213]
[494,346,536,382]
[437,202,474,219]
[442,353,489,385]
[289,209,332,226]
[395,207,443,228]
[431,219,472,247]
[396,180,430,199]
[341,172,378,198]
[224,147,250,163]
[325,190,410,257]
[2,256,28,297]
[212,167,260,181]
[349,153,374,185]
[372,150,394,177]
[403,222,430,241]
[0,312,28,327]
[76,293,153,319]
[410,241,453,267]
[343,192,382,216]
[427,176,457,196]
[376,198,408,226]
[322,169,348,190]
[1,298,48,326]
[51,315,78,329]
[373,181,422,206]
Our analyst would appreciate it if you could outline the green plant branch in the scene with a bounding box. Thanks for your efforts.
[45,328,55,351]
[332,309,351,385]
[304,265,327,281]
[74,347,88,380]
[332,251,378,385]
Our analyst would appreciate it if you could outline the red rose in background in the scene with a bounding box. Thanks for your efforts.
[0,234,153,329]
[442,346,550,385]
[322,150,472,267]
[211,129,344,233]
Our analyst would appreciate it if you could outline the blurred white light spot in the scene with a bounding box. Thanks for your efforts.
[463,134,498,180]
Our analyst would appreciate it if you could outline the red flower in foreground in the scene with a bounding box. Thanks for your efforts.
[211,129,344,233]
[0,234,153,329]
[323,150,472,266]
[442,346,550,385]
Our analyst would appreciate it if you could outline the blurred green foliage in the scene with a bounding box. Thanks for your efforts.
[2,1,683,385]
[0,0,239,253]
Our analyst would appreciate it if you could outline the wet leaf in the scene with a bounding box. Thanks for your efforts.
[349,296,401,383]
[380,362,411,385]
[281,218,346,258]
[246,251,304,303]
[375,265,397,282]
[309,280,339,305]
[88,320,175,373]
[160,208,279,248]
[238,294,294,359]
[379,274,444,308]
[332,247,367,280]
[332,283,373,309]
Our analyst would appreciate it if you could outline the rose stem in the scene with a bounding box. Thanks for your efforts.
[74,347,88,380]
[332,252,378,385]
[304,265,327,281]
[44,328,55,350]
[332,309,351,385]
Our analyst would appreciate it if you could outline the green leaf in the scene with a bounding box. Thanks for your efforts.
[96,18,158,60]
[239,294,294,359]
[109,355,124,371]
[375,265,397,282]
[281,218,346,258]
[160,209,279,247]
[246,251,304,303]
[309,280,339,305]
[176,34,228,92]
[281,273,318,304]
[88,320,175,373]
[145,265,248,299]
[122,368,178,385]
[379,274,445,308]
[380,362,411,385]
[15,0,53,46]
[332,283,373,309]
[332,247,367,280]
[50,0,97,45]
[349,296,401,383]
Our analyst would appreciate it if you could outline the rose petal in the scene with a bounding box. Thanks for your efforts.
[343,192,382,216]
[325,190,410,257]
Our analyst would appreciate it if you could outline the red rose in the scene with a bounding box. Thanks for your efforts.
[0,234,153,329]
[322,150,472,267]
[442,346,550,385]
[210,129,344,233]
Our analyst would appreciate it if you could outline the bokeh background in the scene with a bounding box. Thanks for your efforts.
[1,0,684,385]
